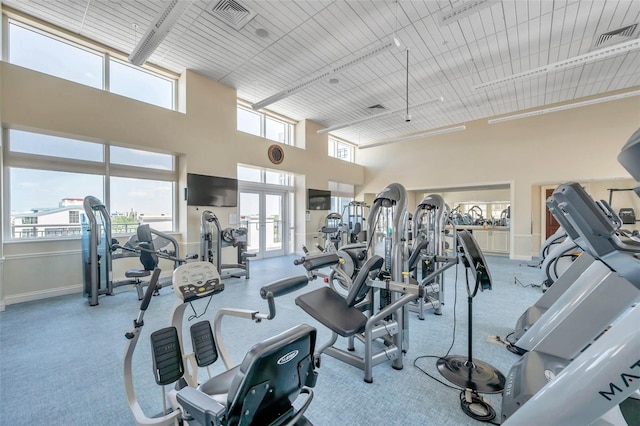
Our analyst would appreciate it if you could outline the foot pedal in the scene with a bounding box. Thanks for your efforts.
[150,327,184,386]
[190,321,218,367]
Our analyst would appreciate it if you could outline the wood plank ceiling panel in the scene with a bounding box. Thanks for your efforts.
[2,0,638,145]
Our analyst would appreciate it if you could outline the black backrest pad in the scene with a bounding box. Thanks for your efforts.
[226,324,317,426]
[407,239,429,272]
[137,224,154,243]
[345,255,384,307]
[190,321,218,368]
[138,242,158,271]
[150,327,184,386]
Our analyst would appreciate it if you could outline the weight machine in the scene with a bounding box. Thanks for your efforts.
[341,201,368,243]
[200,210,254,280]
[318,212,346,250]
[82,196,186,306]
[408,194,456,318]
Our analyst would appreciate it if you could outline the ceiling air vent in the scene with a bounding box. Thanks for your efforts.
[207,0,257,30]
[368,104,386,110]
[591,23,638,51]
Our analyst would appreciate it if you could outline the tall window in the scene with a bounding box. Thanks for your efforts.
[4,129,177,239]
[238,165,294,186]
[329,181,354,214]
[7,20,176,110]
[237,104,295,145]
[328,137,355,162]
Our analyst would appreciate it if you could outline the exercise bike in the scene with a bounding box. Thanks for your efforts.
[124,261,318,425]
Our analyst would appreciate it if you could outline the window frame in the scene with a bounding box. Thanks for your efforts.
[328,136,356,163]
[237,102,296,146]
[5,16,178,110]
[3,128,178,241]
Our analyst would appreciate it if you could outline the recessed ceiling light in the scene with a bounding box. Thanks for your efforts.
[255,28,269,38]
[329,78,339,84]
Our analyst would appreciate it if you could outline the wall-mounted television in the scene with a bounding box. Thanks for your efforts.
[186,173,238,207]
[307,189,331,210]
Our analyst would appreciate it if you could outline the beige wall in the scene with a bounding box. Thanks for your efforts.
[0,62,364,305]
[358,93,640,259]
[1,60,639,306]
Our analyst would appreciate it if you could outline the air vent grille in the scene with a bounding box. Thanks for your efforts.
[591,23,638,50]
[207,0,257,30]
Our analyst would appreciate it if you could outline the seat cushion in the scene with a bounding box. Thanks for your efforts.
[124,269,150,278]
[197,366,239,404]
[295,287,366,337]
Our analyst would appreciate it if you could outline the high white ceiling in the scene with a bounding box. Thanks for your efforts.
[4,0,640,145]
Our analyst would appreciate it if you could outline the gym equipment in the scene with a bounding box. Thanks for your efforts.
[618,207,636,224]
[539,227,568,262]
[502,129,640,424]
[200,210,254,280]
[408,194,456,318]
[82,196,189,305]
[437,230,505,422]
[295,246,366,297]
[319,212,346,250]
[327,242,368,293]
[539,232,582,289]
[82,196,113,306]
[112,224,194,297]
[294,183,458,383]
[510,187,638,357]
[340,201,368,243]
[124,261,318,425]
[505,250,595,351]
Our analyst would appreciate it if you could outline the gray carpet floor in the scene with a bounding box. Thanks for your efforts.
[0,254,548,425]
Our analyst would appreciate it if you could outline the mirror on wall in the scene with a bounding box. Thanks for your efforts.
[412,184,512,255]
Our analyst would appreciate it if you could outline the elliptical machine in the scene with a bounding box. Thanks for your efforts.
[501,128,640,425]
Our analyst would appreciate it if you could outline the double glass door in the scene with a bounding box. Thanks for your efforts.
[239,190,286,259]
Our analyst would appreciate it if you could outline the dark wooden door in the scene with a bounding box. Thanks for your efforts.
[545,188,560,239]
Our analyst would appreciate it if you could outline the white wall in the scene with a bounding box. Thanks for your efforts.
[0,63,364,305]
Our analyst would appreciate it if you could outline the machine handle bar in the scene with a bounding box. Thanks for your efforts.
[260,276,309,299]
[140,268,161,312]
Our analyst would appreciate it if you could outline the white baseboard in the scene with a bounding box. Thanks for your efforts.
[4,284,82,306]
[0,300,5,312]
[511,254,533,261]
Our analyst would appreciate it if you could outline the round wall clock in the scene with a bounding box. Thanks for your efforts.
[268,144,284,165]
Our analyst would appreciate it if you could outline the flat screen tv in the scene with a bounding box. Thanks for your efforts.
[307,189,331,210]
[187,173,238,207]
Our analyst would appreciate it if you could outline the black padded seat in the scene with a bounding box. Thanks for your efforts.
[125,269,151,279]
[295,287,367,337]
[295,255,385,337]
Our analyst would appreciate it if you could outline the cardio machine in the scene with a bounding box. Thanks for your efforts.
[501,128,640,425]
[124,261,318,426]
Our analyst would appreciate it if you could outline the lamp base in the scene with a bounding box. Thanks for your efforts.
[437,355,505,394]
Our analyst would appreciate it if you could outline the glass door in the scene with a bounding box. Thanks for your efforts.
[239,190,286,259]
